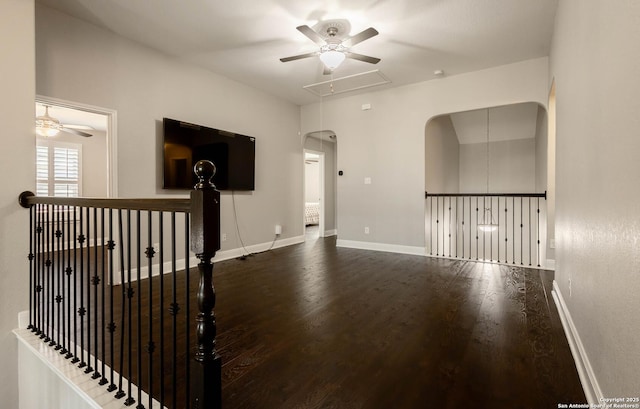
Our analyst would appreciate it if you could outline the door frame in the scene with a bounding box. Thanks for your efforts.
[36,95,118,197]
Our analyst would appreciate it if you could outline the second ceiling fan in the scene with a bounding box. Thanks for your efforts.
[280,19,381,74]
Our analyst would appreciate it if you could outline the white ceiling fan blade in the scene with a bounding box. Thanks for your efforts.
[296,25,325,45]
[61,127,93,137]
[280,52,318,63]
[346,52,381,64]
[343,27,379,47]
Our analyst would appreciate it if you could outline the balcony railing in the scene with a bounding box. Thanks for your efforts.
[19,160,222,409]
[425,192,547,267]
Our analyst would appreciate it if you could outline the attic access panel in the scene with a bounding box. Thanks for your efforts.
[303,70,391,98]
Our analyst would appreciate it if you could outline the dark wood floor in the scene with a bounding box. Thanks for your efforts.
[34,227,585,408]
[213,230,585,408]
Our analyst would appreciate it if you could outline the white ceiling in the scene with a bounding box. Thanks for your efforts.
[35,0,559,106]
[35,103,108,132]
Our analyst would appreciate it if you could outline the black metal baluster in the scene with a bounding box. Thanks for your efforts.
[55,205,63,350]
[475,198,479,260]
[529,198,532,266]
[537,198,541,267]
[469,197,472,260]
[135,210,144,409]
[78,208,87,368]
[490,197,494,262]
[482,196,487,260]
[44,204,51,343]
[28,205,35,331]
[107,208,118,393]
[512,197,515,265]
[448,197,452,257]
[100,208,108,385]
[441,197,445,257]
[60,206,68,356]
[520,198,524,265]
[170,212,178,409]
[461,197,465,259]
[92,207,100,379]
[497,197,501,263]
[504,202,508,264]
[125,209,135,406]
[435,197,439,256]
[64,206,73,358]
[35,204,42,335]
[115,209,127,401]
[72,206,80,364]
[454,197,458,258]
[185,213,191,409]
[146,210,155,409]
[158,212,165,408]
[428,196,432,256]
[85,206,93,374]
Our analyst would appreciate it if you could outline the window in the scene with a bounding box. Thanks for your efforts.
[36,141,82,197]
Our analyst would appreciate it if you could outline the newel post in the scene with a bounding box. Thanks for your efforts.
[190,160,222,409]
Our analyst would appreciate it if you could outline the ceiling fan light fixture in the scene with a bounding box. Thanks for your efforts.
[35,106,61,137]
[319,49,346,70]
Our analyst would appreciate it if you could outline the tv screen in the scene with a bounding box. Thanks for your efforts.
[162,118,255,190]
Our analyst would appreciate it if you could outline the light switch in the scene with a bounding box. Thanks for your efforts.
[364,177,372,185]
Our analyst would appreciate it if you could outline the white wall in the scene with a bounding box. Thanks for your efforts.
[35,4,302,249]
[0,1,35,407]
[304,159,320,203]
[550,0,640,400]
[302,58,549,249]
[459,138,536,193]
[425,115,459,193]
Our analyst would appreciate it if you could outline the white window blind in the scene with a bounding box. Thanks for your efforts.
[36,141,82,197]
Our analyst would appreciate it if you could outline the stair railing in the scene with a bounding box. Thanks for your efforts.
[19,160,221,409]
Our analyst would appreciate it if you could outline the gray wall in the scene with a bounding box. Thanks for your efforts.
[459,138,536,193]
[550,0,640,398]
[302,57,549,251]
[35,4,302,250]
[0,1,35,407]
[425,115,459,193]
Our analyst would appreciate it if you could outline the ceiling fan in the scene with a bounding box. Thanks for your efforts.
[35,105,93,138]
[280,19,381,74]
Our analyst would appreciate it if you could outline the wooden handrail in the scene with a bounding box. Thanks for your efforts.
[19,192,191,212]
[425,191,547,199]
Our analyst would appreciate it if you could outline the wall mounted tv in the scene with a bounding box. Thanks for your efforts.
[162,118,256,191]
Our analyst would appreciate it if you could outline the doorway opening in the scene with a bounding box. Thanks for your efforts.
[35,96,117,197]
[304,150,324,240]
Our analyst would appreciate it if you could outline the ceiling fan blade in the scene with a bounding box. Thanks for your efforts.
[62,127,93,137]
[280,52,318,63]
[346,52,381,64]
[343,27,379,47]
[296,25,325,45]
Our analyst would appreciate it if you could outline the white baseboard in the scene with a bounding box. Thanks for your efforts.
[552,280,602,404]
[111,235,305,285]
[323,229,337,237]
[336,239,425,256]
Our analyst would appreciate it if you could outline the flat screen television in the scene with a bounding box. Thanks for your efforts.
[162,118,256,190]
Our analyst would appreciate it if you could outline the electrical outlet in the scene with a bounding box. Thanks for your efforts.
[275,225,282,235]
[221,233,227,242]
[364,227,370,234]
